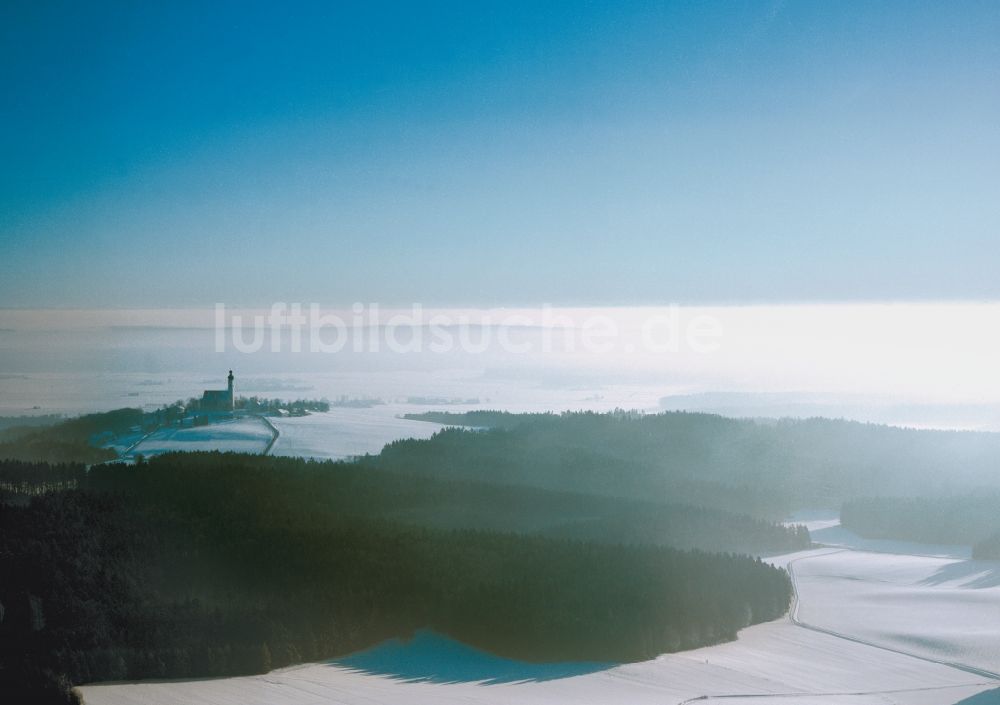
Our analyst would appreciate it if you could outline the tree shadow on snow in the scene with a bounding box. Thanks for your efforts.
[952,688,1000,704]
[918,560,1000,589]
[328,630,616,684]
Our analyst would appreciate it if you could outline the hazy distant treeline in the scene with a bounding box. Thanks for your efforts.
[974,532,1000,559]
[404,410,1000,514]
[0,409,141,464]
[841,494,1000,555]
[234,396,330,414]
[0,415,62,433]
[0,454,792,703]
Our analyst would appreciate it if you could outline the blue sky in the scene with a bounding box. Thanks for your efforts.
[1,0,998,307]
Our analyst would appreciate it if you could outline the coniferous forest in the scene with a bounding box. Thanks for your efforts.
[402,411,1000,514]
[0,453,792,703]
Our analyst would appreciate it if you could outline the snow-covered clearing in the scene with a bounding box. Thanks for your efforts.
[125,417,274,458]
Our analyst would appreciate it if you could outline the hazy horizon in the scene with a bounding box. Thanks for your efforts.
[3,301,1000,431]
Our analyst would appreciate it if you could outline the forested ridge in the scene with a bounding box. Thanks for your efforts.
[404,410,1000,513]
[0,454,792,703]
[0,451,808,554]
[841,494,1000,555]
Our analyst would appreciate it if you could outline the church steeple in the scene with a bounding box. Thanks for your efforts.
[200,371,236,413]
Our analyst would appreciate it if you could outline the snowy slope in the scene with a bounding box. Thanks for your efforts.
[126,417,274,458]
[80,545,1000,705]
[78,616,996,705]
[791,549,1000,676]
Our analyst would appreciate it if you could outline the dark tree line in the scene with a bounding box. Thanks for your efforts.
[235,396,330,414]
[0,454,792,703]
[0,408,811,553]
[842,494,1000,548]
[0,461,86,496]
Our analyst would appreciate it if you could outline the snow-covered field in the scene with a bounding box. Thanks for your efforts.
[80,531,1000,705]
[269,405,445,460]
[125,417,274,458]
[792,550,1000,676]
[77,611,998,705]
